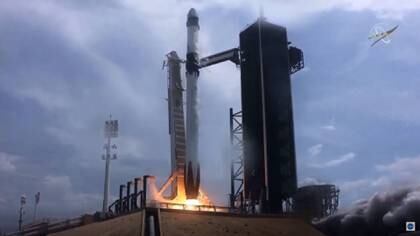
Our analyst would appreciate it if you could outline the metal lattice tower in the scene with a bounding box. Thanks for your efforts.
[229,108,244,211]
[166,52,187,177]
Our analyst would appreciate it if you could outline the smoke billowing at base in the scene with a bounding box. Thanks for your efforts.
[315,186,420,236]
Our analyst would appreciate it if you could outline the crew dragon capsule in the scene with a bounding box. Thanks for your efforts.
[185,8,200,200]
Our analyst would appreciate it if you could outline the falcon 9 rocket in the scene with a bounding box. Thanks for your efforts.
[185,8,200,200]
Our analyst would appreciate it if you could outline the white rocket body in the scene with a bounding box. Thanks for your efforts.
[185,8,200,199]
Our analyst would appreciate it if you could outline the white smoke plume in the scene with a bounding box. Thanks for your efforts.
[315,186,420,236]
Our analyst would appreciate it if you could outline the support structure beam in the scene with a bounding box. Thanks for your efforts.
[199,48,240,69]
[229,108,244,211]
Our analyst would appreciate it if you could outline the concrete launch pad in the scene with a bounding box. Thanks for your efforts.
[49,212,142,236]
[50,208,325,236]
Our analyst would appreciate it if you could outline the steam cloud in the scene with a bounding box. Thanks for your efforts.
[315,186,420,236]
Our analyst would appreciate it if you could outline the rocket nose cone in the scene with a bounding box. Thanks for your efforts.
[187,8,199,28]
[188,8,198,18]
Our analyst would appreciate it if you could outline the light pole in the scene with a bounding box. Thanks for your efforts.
[102,115,118,213]
[33,192,40,222]
[18,194,26,231]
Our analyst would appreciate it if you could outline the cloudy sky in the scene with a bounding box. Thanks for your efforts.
[1,0,420,232]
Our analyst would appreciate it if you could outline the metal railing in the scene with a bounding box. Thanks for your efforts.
[5,215,94,236]
[158,202,230,213]
[108,190,144,214]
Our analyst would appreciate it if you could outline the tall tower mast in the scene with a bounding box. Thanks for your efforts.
[102,115,118,212]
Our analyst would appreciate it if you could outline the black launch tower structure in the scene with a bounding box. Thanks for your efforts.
[230,19,304,214]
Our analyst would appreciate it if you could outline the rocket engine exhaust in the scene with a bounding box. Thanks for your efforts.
[185,8,200,200]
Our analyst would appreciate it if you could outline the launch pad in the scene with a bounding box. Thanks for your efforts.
[106,7,306,213]
[156,8,306,213]
[160,8,306,214]
[9,7,334,236]
[109,5,330,223]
